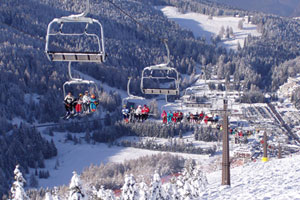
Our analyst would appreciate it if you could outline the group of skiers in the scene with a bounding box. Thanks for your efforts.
[160,110,220,125]
[161,110,184,124]
[187,112,219,124]
[122,104,150,123]
[64,91,98,118]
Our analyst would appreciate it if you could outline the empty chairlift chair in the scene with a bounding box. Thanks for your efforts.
[45,0,106,63]
[140,40,180,96]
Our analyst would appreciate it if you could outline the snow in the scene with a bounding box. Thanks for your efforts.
[158,6,261,50]
[204,154,300,199]
[38,132,210,188]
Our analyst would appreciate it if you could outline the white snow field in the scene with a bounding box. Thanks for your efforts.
[38,132,211,188]
[40,130,300,199]
[204,154,300,200]
[158,6,261,50]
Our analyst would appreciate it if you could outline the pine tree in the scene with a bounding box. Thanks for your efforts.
[44,192,53,200]
[68,171,87,200]
[138,180,149,200]
[190,165,208,198]
[149,171,165,200]
[163,181,179,200]
[29,173,38,188]
[179,130,183,139]
[121,174,138,200]
[10,165,29,200]
[52,187,60,200]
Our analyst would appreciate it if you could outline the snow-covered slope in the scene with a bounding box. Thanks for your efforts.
[159,6,261,50]
[205,154,300,199]
[214,0,300,17]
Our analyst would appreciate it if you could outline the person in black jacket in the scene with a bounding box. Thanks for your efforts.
[64,92,75,117]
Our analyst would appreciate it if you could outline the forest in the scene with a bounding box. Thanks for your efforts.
[2,0,300,198]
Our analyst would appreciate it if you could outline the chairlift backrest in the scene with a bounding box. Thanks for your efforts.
[140,64,180,95]
[140,40,180,95]
[45,0,106,63]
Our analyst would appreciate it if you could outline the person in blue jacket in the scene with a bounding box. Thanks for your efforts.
[89,94,98,112]
[167,111,173,124]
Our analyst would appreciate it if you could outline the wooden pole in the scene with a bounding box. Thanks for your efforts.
[222,99,230,185]
[278,143,282,159]
[262,131,268,162]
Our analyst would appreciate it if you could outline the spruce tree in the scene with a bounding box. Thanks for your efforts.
[121,174,138,200]
[10,165,29,200]
[138,180,149,200]
[149,171,165,200]
[53,187,60,200]
[44,192,53,200]
[68,171,87,200]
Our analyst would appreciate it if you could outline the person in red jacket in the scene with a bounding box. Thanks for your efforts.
[199,111,204,121]
[173,111,179,123]
[178,111,183,123]
[204,115,209,124]
[161,110,167,124]
[142,104,150,122]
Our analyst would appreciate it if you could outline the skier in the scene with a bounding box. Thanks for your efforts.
[204,115,209,124]
[178,111,183,123]
[75,93,83,115]
[199,111,204,121]
[90,94,98,112]
[135,105,142,122]
[129,106,135,123]
[213,114,220,123]
[64,92,75,119]
[172,111,178,123]
[142,104,150,122]
[122,104,129,123]
[167,110,173,124]
[82,91,90,114]
[161,110,167,124]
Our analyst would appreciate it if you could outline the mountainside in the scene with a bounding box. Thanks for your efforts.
[3,0,300,198]
[213,0,300,17]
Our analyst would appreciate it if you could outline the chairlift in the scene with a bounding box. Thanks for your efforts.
[183,88,210,108]
[122,77,146,108]
[140,40,180,96]
[63,62,100,98]
[45,0,106,63]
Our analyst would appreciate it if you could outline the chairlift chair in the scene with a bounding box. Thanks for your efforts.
[122,77,146,107]
[140,40,180,96]
[63,62,101,100]
[45,0,106,63]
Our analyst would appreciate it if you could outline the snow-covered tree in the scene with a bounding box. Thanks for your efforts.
[10,165,29,200]
[52,187,60,200]
[44,192,53,200]
[121,174,138,200]
[138,180,149,200]
[149,171,165,200]
[177,160,208,199]
[95,185,115,200]
[68,171,87,200]
[190,165,208,198]
[163,180,179,200]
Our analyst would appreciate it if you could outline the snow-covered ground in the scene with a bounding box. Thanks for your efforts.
[158,6,261,50]
[38,131,212,188]
[205,154,300,199]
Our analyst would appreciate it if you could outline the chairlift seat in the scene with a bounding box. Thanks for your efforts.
[142,88,179,95]
[47,51,105,63]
